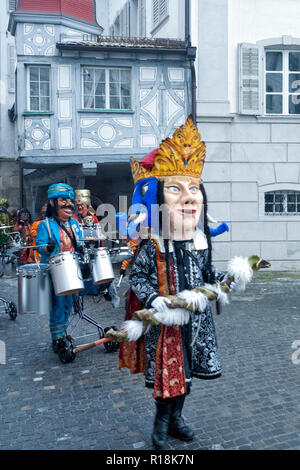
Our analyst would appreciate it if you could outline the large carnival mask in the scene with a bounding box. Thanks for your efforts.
[56,197,75,222]
[162,175,203,239]
[129,116,206,240]
[77,203,89,219]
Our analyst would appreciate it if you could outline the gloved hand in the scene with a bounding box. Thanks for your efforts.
[46,240,55,253]
[151,296,171,312]
[119,268,126,277]
[77,244,84,254]
[229,281,237,292]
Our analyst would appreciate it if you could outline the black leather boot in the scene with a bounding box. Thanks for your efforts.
[152,398,172,450]
[169,395,194,441]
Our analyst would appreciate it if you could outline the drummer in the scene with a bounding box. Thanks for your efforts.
[73,189,99,225]
[0,198,13,246]
[36,183,83,359]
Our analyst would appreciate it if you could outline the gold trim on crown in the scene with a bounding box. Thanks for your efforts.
[75,189,91,206]
[130,116,206,184]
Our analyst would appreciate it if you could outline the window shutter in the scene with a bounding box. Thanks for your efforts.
[153,0,159,28]
[124,1,129,36]
[159,0,168,19]
[7,44,15,93]
[8,0,16,11]
[238,43,264,115]
[139,0,146,37]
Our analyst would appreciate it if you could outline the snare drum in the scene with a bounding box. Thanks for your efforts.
[17,264,52,315]
[109,247,134,264]
[49,251,84,296]
[89,247,115,285]
[81,224,104,241]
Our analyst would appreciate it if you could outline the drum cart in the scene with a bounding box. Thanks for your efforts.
[0,227,21,278]
[64,239,132,359]
[70,287,119,354]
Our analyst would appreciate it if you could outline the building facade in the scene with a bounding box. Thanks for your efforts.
[0,0,19,209]
[5,0,300,269]
[8,0,194,220]
[190,0,300,270]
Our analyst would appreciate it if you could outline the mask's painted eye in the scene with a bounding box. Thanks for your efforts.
[166,185,180,193]
[190,186,199,193]
[142,184,149,195]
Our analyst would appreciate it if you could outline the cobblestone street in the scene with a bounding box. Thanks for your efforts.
[0,265,300,451]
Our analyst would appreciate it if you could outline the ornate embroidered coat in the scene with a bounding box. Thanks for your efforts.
[120,232,225,396]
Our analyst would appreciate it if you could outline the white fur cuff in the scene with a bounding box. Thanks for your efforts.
[153,308,190,326]
[177,290,208,312]
[227,256,253,291]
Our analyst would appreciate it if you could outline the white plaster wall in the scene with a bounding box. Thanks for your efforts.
[228,0,300,112]
[96,0,127,35]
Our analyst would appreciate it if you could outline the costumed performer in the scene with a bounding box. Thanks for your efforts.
[119,116,234,450]
[0,198,13,246]
[73,189,99,225]
[36,183,83,361]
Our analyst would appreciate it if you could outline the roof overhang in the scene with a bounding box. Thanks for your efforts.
[57,41,196,58]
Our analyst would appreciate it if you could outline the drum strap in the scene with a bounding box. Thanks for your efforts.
[59,223,77,251]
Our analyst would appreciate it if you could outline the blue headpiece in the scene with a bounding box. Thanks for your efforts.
[47,183,74,201]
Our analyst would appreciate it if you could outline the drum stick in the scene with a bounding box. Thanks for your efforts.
[45,218,52,239]
[117,274,123,288]
[75,329,126,354]
[21,244,48,250]
[75,337,111,353]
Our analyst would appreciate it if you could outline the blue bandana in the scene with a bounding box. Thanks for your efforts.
[47,183,74,201]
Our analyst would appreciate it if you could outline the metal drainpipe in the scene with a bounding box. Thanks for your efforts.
[185,0,196,123]
[19,165,24,208]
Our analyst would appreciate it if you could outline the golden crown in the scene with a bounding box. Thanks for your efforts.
[75,189,91,206]
[130,116,206,184]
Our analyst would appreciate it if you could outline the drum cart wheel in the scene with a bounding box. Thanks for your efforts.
[0,297,17,321]
[103,326,119,353]
[7,301,17,321]
[57,335,76,364]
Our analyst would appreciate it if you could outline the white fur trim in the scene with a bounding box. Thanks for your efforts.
[177,290,208,312]
[204,283,229,306]
[227,256,253,291]
[207,213,218,224]
[122,320,144,341]
[153,308,190,326]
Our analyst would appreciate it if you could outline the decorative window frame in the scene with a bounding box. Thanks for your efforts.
[238,35,300,118]
[81,66,132,111]
[259,183,300,221]
[26,64,51,113]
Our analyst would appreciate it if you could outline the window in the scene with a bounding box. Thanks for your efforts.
[82,67,131,110]
[265,191,300,215]
[8,0,16,12]
[239,38,300,116]
[152,0,168,31]
[28,65,51,112]
[7,44,15,93]
[265,50,300,114]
